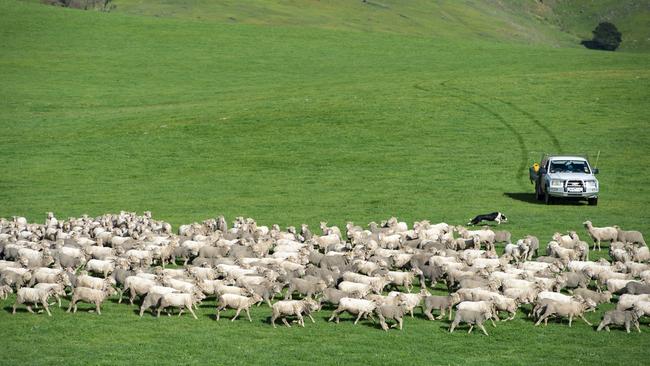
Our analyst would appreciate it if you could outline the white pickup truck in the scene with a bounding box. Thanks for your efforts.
[529,154,600,205]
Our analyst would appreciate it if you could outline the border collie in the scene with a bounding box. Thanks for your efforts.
[468,212,508,226]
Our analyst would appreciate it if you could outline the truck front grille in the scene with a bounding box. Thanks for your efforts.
[565,180,584,193]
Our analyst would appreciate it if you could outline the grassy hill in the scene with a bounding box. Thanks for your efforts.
[108,0,650,51]
[1,0,650,364]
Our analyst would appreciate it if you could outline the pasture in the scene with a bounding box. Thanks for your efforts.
[1,1,649,364]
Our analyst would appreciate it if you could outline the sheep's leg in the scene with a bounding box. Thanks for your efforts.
[626,321,631,333]
[66,300,74,313]
[398,316,403,330]
[448,307,454,321]
[606,326,610,332]
[467,325,474,334]
[216,306,224,321]
[156,307,162,318]
[449,319,459,333]
[307,313,315,323]
[535,311,549,326]
[297,313,305,327]
[178,308,184,317]
[597,321,606,331]
[579,314,592,326]
[568,314,573,327]
[281,318,291,328]
[353,312,364,325]
[231,308,242,321]
[12,302,17,315]
[56,295,62,308]
[95,301,102,315]
[490,317,497,328]
[43,303,52,316]
[26,305,34,314]
[424,308,435,321]
[635,321,641,333]
[265,298,272,308]
[188,306,198,320]
[245,308,252,322]
[478,322,489,336]
[129,288,136,306]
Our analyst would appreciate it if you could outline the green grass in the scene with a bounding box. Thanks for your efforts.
[1,1,650,364]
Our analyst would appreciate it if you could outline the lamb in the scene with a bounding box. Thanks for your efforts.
[555,271,589,291]
[534,298,593,327]
[547,242,578,262]
[85,259,115,278]
[504,243,525,263]
[583,221,618,251]
[597,309,642,333]
[270,298,320,328]
[29,268,71,288]
[67,286,117,315]
[449,309,492,336]
[245,282,282,308]
[385,268,422,292]
[12,287,55,316]
[321,287,357,306]
[215,293,263,321]
[156,292,199,319]
[374,300,409,331]
[493,230,511,244]
[328,297,377,324]
[77,274,115,291]
[421,292,461,321]
[615,227,646,246]
[607,278,636,294]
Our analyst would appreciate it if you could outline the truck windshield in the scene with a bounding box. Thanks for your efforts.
[549,160,590,174]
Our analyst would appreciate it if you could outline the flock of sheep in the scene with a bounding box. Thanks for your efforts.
[1,211,649,335]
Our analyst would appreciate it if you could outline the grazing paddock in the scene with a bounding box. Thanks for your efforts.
[1,1,649,365]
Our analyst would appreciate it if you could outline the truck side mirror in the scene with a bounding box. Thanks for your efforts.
[539,168,546,174]
[593,168,599,174]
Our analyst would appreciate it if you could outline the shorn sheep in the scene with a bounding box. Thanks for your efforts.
[583,221,618,251]
[270,298,320,328]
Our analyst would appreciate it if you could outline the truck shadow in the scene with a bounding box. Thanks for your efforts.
[503,192,588,206]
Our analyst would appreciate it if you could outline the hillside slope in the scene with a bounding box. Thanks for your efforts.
[107,0,650,51]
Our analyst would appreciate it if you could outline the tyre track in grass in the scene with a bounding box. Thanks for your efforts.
[414,82,528,187]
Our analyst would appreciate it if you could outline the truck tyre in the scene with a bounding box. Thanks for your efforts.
[588,197,598,206]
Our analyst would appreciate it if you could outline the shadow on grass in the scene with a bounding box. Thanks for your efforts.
[504,192,589,206]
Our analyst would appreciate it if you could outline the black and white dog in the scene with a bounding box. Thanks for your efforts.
[467,212,508,226]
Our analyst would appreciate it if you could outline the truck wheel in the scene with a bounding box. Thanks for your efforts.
[544,191,552,205]
[588,197,598,206]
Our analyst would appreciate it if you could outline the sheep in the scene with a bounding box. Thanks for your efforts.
[421,292,461,321]
[597,309,642,333]
[338,281,371,298]
[385,268,422,292]
[29,268,71,288]
[449,309,492,336]
[121,276,159,305]
[12,287,55,316]
[328,297,376,324]
[156,292,199,319]
[0,284,13,299]
[534,298,593,327]
[215,293,263,321]
[555,271,589,291]
[375,300,409,331]
[77,274,115,291]
[456,301,497,327]
[285,277,327,300]
[583,221,618,251]
[245,282,282,308]
[617,294,650,311]
[493,230,511,244]
[138,286,179,317]
[270,298,320,328]
[629,246,650,263]
[504,243,524,263]
[85,259,115,278]
[607,278,636,294]
[387,291,422,318]
[33,283,66,307]
[615,227,646,246]
[66,286,117,315]
[547,242,578,262]
[634,300,650,318]
[503,287,538,305]
[621,281,650,295]
[321,287,358,306]
[572,288,612,307]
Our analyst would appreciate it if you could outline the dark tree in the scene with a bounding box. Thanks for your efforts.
[581,22,622,51]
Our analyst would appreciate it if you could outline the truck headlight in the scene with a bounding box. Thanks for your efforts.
[550,179,563,188]
[586,180,597,189]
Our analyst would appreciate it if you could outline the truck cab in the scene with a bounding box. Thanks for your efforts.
[529,154,599,205]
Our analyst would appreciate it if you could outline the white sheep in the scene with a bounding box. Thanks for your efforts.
[34,283,66,307]
[338,281,371,298]
[67,286,117,315]
[12,287,55,316]
[215,293,263,321]
[616,294,650,311]
[156,292,199,319]
[328,297,377,324]
[270,299,320,328]
[456,301,497,327]
[583,220,618,251]
[85,259,115,278]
